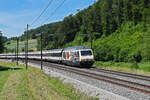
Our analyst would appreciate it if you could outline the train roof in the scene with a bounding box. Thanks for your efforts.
[63,46,91,51]
[28,49,62,54]
[43,49,62,53]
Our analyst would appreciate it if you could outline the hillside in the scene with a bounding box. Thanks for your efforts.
[65,23,150,62]
[5,39,37,53]
[17,0,150,62]
[94,23,150,62]
[19,22,60,41]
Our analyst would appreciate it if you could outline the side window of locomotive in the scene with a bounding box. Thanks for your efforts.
[74,51,79,57]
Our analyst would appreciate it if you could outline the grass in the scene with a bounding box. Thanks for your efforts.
[0,61,98,100]
[5,39,37,52]
[94,61,150,76]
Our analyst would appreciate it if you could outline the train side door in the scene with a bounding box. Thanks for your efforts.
[62,52,66,60]
[74,51,79,62]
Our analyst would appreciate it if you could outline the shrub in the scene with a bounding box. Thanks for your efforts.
[118,48,129,62]
[128,51,142,62]
[130,62,139,69]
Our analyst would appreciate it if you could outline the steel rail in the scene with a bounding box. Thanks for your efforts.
[91,67,150,82]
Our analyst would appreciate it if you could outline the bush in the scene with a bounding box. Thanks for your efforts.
[133,51,142,62]
[130,62,139,69]
[128,51,142,62]
[118,48,129,62]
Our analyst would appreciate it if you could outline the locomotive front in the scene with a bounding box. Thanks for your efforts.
[62,46,94,67]
[79,49,94,67]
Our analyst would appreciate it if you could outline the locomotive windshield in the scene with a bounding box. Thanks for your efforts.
[81,50,92,56]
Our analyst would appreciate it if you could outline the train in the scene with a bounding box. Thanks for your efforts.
[0,46,94,67]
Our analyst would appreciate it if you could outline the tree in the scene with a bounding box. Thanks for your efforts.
[142,30,150,61]
[0,31,4,53]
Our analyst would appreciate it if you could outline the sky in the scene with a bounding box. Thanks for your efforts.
[0,0,97,38]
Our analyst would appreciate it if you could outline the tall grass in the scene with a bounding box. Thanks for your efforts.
[94,61,150,76]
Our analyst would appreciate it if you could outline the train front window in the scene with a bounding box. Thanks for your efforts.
[81,50,92,56]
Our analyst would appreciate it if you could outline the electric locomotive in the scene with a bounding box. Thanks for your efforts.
[62,46,94,67]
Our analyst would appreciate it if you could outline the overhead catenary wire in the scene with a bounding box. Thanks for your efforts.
[30,0,54,27]
[25,0,66,70]
[40,0,66,25]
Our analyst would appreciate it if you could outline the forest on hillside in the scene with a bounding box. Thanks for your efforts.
[19,0,150,62]
[0,36,4,53]
[0,31,4,53]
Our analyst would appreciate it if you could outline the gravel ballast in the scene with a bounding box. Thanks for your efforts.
[28,62,130,100]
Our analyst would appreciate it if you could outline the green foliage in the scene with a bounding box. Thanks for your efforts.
[138,62,150,71]
[94,23,150,62]
[130,62,139,69]
[0,36,4,53]
[11,0,150,63]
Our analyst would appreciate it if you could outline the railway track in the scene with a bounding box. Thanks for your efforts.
[27,60,150,95]
[90,67,150,82]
